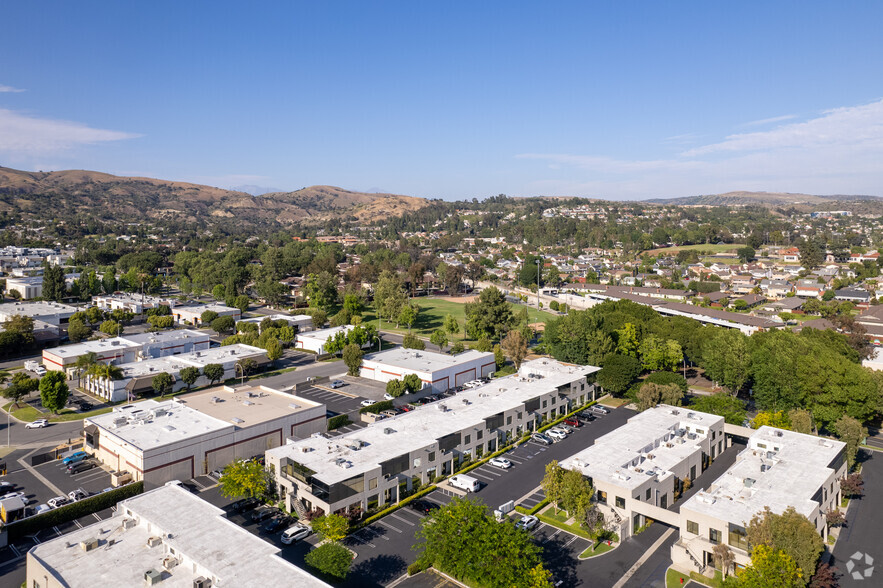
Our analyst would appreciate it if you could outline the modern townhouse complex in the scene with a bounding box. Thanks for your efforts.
[27,483,331,587]
[266,359,598,518]
[359,348,496,392]
[84,385,325,485]
[561,405,726,540]
[42,329,210,377]
[673,427,846,574]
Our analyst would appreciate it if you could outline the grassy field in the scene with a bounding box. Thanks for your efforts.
[361,297,555,339]
[646,243,745,256]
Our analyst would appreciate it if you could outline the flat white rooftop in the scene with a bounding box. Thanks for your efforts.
[682,426,845,524]
[561,405,724,491]
[178,385,323,428]
[28,484,331,587]
[298,325,352,343]
[118,344,264,378]
[269,359,596,485]
[239,313,312,324]
[362,347,493,373]
[46,329,207,359]
[94,292,169,304]
[86,400,232,452]
[0,300,77,318]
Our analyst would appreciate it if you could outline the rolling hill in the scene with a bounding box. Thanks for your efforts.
[0,167,429,228]
[644,191,883,208]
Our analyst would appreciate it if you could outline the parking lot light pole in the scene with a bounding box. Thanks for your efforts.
[536,258,542,310]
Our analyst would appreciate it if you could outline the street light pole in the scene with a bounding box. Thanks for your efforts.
[536,258,542,310]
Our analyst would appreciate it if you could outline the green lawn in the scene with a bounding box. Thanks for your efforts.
[3,401,115,423]
[580,540,615,558]
[361,297,555,339]
[646,243,745,256]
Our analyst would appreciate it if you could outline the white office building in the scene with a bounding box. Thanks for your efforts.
[83,344,268,402]
[26,483,331,588]
[4,276,43,300]
[84,385,326,485]
[359,348,496,392]
[43,329,210,376]
[561,405,726,539]
[92,293,171,314]
[672,427,847,574]
[294,325,354,355]
[238,313,314,333]
[170,303,241,326]
[267,359,598,518]
[0,300,78,326]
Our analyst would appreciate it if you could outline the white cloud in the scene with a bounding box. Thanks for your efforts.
[515,99,883,199]
[740,114,797,127]
[0,108,140,153]
[0,85,25,93]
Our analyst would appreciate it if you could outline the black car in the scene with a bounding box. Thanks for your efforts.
[67,460,95,474]
[232,497,260,513]
[578,412,596,422]
[251,507,278,522]
[260,515,291,534]
[409,499,440,515]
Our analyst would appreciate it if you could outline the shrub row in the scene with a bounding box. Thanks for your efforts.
[536,400,597,435]
[327,415,351,430]
[515,497,550,516]
[7,482,144,542]
[359,400,394,414]
[353,485,437,531]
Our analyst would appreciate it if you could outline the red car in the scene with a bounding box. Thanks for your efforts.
[563,418,581,428]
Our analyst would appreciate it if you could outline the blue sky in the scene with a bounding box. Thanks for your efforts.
[2,2,882,200]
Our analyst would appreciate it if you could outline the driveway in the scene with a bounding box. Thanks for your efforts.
[832,449,881,587]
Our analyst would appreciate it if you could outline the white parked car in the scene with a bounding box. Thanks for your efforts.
[1,491,25,501]
[489,457,512,469]
[33,366,47,376]
[515,515,538,531]
[547,428,567,442]
[48,496,70,509]
[383,393,395,401]
[330,380,345,389]
[25,419,49,429]
[281,523,311,544]
[360,399,376,407]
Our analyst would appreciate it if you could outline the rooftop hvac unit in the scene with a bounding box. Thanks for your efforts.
[80,538,99,552]
[383,428,395,435]
[122,517,137,530]
[162,555,180,571]
[146,536,163,548]
[193,578,212,588]
[144,569,163,586]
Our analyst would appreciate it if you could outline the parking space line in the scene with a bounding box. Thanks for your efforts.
[469,471,494,481]
[92,513,102,522]
[9,545,20,557]
[389,513,415,526]
[479,467,502,477]
[564,535,578,547]
[376,519,403,534]
[53,526,62,537]
[350,533,376,548]
[73,521,83,529]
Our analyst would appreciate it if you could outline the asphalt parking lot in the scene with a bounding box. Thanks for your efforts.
[832,449,881,587]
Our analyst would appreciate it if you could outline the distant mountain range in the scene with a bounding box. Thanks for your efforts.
[643,191,883,207]
[0,167,429,227]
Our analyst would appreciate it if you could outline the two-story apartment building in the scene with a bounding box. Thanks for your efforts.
[266,359,599,518]
[673,427,846,574]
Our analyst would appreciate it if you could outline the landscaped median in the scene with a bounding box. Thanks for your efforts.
[531,503,621,558]
[2,401,114,423]
[6,482,144,543]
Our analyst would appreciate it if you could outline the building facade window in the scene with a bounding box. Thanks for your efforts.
[728,524,749,551]
[686,520,698,535]
[645,488,651,500]
[597,490,607,504]
[709,528,721,545]
[615,496,626,509]
[428,452,435,462]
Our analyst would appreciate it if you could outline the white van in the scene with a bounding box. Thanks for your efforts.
[450,474,480,492]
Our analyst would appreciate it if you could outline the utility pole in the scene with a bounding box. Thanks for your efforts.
[536,258,542,310]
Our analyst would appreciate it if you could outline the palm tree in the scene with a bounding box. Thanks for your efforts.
[75,352,99,388]
[712,543,735,579]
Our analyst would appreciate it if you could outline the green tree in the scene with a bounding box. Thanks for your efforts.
[597,353,642,395]
[541,461,566,512]
[403,373,422,393]
[787,409,813,434]
[402,333,425,350]
[200,310,219,325]
[39,371,69,413]
[615,323,639,357]
[343,292,365,316]
[449,341,465,355]
[67,318,92,343]
[264,337,283,365]
[464,286,514,340]
[219,459,270,499]
[308,308,328,329]
[798,239,824,270]
[746,506,823,580]
[444,314,461,339]
[701,329,751,394]
[305,271,339,310]
[415,497,548,588]
[398,304,418,331]
[833,414,866,469]
[639,335,683,372]
[42,264,66,301]
[179,366,201,392]
[211,315,236,335]
[471,336,492,352]
[99,320,121,336]
[2,372,40,408]
[203,363,224,386]
[342,343,363,376]
[386,379,407,398]
[736,246,756,263]
[152,372,174,397]
[502,330,529,369]
[636,382,683,411]
[86,306,105,325]
[304,542,353,581]
[690,393,747,425]
[752,410,791,429]
[212,284,226,300]
[233,294,250,313]
[430,329,449,352]
[374,270,408,323]
[493,344,506,370]
[312,513,349,542]
[725,544,803,588]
